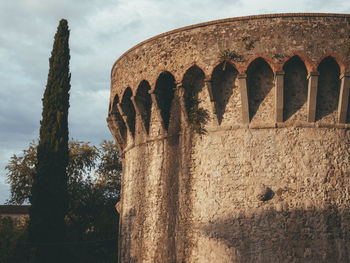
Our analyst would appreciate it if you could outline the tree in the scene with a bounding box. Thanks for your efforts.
[28,19,71,261]
[0,217,28,263]
[6,140,121,207]
[5,140,122,262]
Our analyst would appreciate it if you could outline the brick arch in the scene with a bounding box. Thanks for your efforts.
[115,85,132,104]
[135,80,152,134]
[182,65,206,131]
[121,87,136,138]
[108,92,127,146]
[244,55,277,74]
[211,61,239,124]
[154,71,176,130]
[180,63,207,83]
[316,54,346,75]
[176,62,208,82]
[316,56,341,123]
[150,70,178,92]
[246,57,275,123]
[280,52,314,73]
[182,65,206,89]
[110,93,120,114]
[211,60,243,75]
[282,56,308,122]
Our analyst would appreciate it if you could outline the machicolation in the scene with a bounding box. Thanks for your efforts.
[107,13,350,262]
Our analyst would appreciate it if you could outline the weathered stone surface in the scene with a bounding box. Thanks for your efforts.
[108,13,350,263]
[255,184,274,201]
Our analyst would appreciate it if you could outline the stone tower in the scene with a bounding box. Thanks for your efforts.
[107,13,350,262]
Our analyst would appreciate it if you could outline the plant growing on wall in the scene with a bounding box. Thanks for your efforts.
[218,49,242,70]
[273,53,287,61]
[184,88,209,135]
[241,36,256,50]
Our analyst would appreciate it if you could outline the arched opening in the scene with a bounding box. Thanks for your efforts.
[182,65,208,133]
[155,71,176,130]
[110,94,127,142]
[247,58,274,122]
[316,57,341,122]
[283,56,308,121]
[121,88,136,137]
[135,80,152,134]
[211,62,238,124]
[111,93,119,113]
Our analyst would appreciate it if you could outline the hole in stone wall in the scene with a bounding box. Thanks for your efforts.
[211,62,238,124]
[316,57,340,122]
[155,71,176,130]
[182,65,208,134]
[111,94,127,143]
[135,80,152,134]
[121,87,136,138]
[283,56,308,121]
[247,58,274,121]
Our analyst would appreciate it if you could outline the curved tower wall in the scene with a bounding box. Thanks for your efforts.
[108,14,350,262]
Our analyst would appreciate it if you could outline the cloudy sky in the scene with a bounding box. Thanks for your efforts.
[1,0,350,204]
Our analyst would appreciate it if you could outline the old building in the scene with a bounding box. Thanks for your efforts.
[108,13,350,262]
[0,205,30,224]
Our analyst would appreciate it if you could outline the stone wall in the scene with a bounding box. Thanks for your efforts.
[107,13,350,262]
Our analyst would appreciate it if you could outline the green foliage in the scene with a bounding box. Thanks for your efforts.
[241,36,256,50]
[218,49,243,70]
[0,217,28,263]
[96,141,122,199]
[218,49,242,61]
[6,142,36,205]
[273,53,287,61]
[5,140,122,262]
[185,94,209,135]
[6,140,121,205]
[29,20,71,257]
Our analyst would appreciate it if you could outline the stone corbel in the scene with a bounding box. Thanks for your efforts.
[130,96,148,135]
[175,84,188,124]
[204,80,219,125]
[337,72,350,123]
[117,103,135,138]
[106,116,125,152]
[148,89,167,134]
[307,71,319,122]
[238,74,250,124]
[275,71,285,123]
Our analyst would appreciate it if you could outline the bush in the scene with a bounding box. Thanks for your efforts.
[0,216,28,263]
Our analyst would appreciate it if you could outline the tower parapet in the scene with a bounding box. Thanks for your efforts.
[108,13,350,262]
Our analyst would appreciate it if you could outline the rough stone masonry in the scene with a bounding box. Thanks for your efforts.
[108,13,350,262]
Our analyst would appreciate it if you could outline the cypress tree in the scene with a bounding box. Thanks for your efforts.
[28,19,70,261]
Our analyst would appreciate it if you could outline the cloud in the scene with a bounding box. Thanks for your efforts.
[1,0,350,203]
[0,183,10,204]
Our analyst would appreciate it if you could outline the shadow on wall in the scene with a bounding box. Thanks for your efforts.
[283,56,308,121]
[121,88,136,137]
[201,207,350,263]
[135,80,152,134]
[211,62,238,125]
[155,72,176,130]
[247,58,274,122]
[316,57,341,122]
